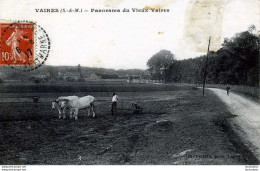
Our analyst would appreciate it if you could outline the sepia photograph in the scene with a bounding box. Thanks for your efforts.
[0,0,259,170]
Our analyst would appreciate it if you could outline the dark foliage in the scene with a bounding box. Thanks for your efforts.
[149,27,259,86]
[147,50,175,81]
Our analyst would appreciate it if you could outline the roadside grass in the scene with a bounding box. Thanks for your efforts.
[203,84,259,102]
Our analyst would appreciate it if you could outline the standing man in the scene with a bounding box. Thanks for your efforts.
[226,84,231,96]
[111,92,118,115]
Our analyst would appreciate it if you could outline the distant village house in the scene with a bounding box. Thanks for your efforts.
[88,73,103,80]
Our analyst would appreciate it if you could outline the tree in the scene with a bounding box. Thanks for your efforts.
[165,60,181,83]
[221,26,260,86]
[46,66,57,80]
[147,50,175,82]
[77,64,84,82]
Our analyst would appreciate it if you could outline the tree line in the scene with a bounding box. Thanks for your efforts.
[0,64,148,81]
[147,26,260,87]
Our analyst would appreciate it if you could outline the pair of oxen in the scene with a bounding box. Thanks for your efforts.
[51,95,95,120]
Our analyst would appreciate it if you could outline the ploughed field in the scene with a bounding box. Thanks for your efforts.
[0,85,258,164]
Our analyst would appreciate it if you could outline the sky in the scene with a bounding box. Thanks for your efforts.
[0,0,259,69]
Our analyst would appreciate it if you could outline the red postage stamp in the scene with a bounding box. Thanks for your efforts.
[0,23,34,66]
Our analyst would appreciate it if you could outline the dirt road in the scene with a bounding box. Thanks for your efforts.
[209,88,260,161]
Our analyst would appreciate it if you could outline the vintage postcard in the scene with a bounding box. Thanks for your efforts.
[0,0,259,170]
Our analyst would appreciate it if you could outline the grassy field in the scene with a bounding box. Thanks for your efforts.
[0,84,258,165]
[0,83,190,93]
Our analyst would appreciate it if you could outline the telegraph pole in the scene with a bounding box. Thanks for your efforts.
[203,37,211,97]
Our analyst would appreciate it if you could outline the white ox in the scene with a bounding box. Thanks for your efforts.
[51,96,78,119]
[63,95,95,120]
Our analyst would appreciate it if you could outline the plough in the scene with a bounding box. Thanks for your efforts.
[118,101,143,114]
